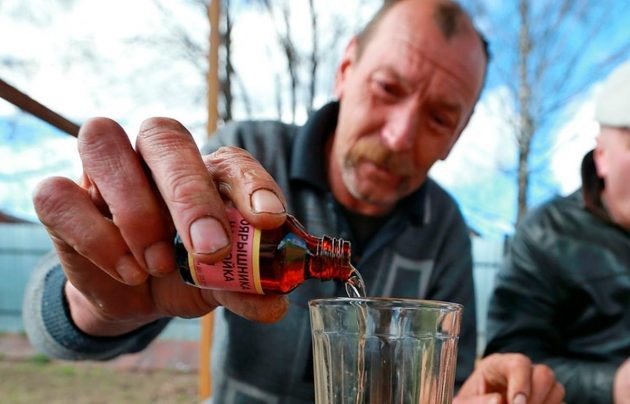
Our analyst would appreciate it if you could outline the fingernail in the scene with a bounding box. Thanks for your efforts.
[190,217,229,254]
[513,393,527,404]
[144,241,174,276]
[116,254,147,285]
[251,189,285,214]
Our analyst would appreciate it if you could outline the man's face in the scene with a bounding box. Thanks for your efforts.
[328,0,486,216]
[594,126,630,229]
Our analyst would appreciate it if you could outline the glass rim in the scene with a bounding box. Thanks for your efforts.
[308,297,462,312]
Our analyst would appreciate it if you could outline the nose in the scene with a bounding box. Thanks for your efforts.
[380,102,419,152]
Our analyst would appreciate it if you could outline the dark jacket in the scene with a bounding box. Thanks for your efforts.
[485,151,630,404]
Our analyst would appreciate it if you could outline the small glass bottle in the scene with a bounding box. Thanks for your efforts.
[175,207,357,294]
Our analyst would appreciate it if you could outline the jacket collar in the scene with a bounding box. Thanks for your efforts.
[290,102,339,191]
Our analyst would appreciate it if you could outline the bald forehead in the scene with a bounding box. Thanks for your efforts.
[389,0,483,55]
[370,0,487,97]
[368,0,482,42]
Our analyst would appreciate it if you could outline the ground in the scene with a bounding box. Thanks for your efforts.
[0,334,201,403]
[0,360,197,403]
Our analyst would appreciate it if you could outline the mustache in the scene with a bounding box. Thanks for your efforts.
[346,138,415,176]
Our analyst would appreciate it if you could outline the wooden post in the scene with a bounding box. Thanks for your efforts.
[207,0,220,138]
[0,78,80,137]
[199,0,221,401]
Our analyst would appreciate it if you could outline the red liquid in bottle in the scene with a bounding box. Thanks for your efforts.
[176,208,364,295]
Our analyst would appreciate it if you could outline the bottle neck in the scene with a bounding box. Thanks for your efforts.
[310,235,352,281]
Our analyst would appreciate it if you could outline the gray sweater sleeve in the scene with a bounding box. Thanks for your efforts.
[23,252,170,361]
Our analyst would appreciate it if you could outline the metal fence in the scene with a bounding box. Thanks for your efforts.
[0,223,52,332]
[0,222,198,340]
[0,223,504,349]
[472,236,507,356]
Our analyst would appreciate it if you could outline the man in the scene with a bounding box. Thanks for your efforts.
[485,59,630,403]
[24,0,564,402]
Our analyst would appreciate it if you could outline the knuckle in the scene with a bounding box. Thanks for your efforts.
[138,117,190,142]
[32,178,75,223]
[78,123,133,179]
[207,146,274,186]
[212,145,250,158]
[79,117,122,141]
[534,363,555,379]
[507,352,532,367]
[486,352,505,362]
[78,118,125,153]
[137,118,197,164]
[207,146,255,169]
[166,168,210,207]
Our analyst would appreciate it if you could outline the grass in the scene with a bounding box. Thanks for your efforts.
[0,358,197,403]
[27,353,51,365]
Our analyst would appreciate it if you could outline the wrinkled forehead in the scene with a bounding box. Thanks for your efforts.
[368,0,487,99]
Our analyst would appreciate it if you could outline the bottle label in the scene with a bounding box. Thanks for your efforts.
[188,208,264,294]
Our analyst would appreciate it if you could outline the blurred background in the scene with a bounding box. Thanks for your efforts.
[1,0,629,400]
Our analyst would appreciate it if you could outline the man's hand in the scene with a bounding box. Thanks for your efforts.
[614,358,630,404]
[454,353,565,404]
[34,117,289,336]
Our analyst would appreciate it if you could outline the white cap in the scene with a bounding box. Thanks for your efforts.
[595,59,630,128]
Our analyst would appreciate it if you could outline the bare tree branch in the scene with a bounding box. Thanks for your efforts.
[469,0,629,227]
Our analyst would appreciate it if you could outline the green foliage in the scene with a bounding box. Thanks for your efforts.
[27,353,51,365]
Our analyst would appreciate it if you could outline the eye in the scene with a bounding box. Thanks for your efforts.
[428,111,456,133]
[431,114,447,126]
[370,76,405,100]
[375,80,397,95]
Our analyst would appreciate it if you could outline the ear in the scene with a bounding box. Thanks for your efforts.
[334,37,359,99]
[593,135,609,178]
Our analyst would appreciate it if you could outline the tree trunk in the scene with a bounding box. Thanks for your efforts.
[306,0,318,116]
[221,0,234,122]
[516,0,533,225]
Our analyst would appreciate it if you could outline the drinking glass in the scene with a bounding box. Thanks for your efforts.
[309,297,462,404]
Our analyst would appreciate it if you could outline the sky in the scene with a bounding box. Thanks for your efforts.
[0,0,626,237]
[0,0,373,218]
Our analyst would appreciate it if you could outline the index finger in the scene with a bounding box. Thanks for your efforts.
[78,118,177,279]
[135,117,232,264]
[486,353,533,403]
[204,146,287,229]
